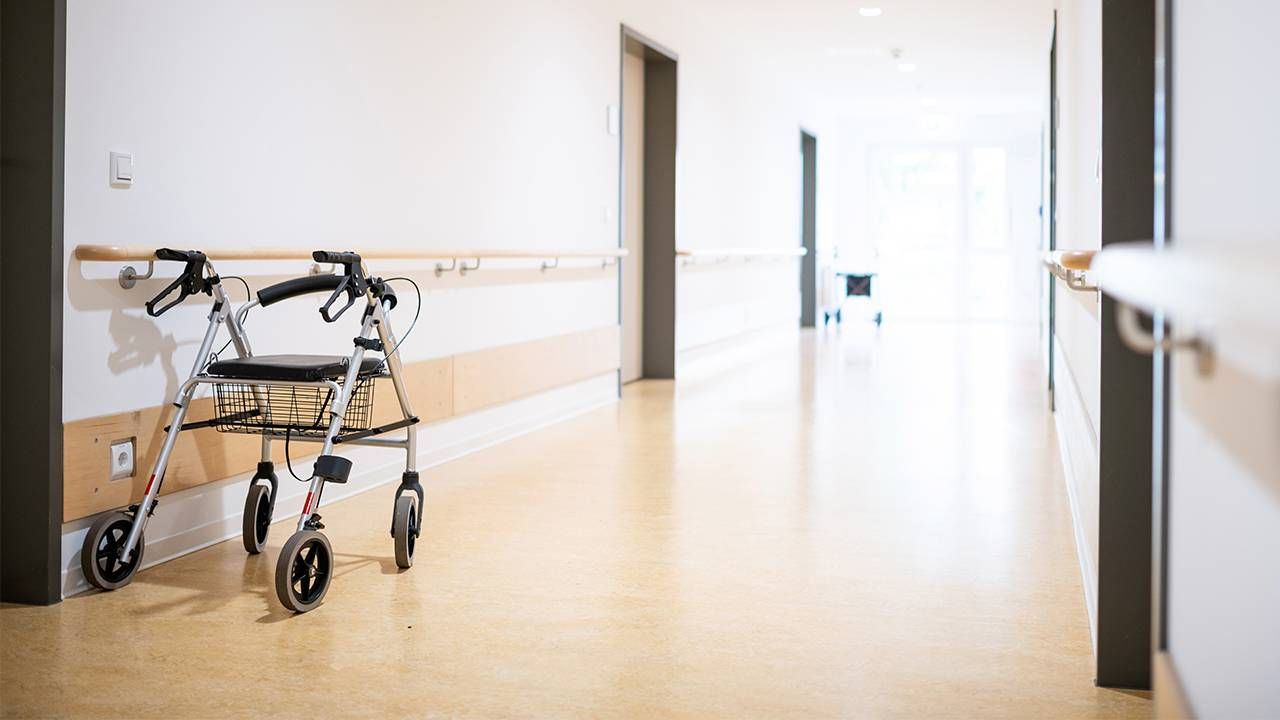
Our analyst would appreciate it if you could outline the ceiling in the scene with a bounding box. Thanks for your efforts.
[758,0,1055,122]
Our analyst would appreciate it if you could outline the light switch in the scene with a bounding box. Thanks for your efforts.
[606,104,620,136]
[110,151,133,187]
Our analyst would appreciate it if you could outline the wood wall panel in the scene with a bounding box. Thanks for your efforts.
[452,326,620,415]
[370,357,453,426]
[63,398,282,522]
[63,329,617,521]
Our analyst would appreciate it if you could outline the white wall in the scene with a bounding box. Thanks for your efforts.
[677,261,801,351]
[1048,0,1102,641]
[1166,1,1280,714]
[64,0,627,421]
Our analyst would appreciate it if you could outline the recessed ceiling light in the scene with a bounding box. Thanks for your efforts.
[921,97,938,106]
[859,7,883,17]
[826,46,884,58]
[897,62,917,73]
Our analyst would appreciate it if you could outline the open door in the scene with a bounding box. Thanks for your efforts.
[619,28,677,380]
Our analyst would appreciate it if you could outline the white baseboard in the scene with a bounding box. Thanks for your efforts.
[61,372,618,598]
[1052,342,1099,653]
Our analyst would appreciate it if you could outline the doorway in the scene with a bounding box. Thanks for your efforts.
[799,131,817,327]
[619,28,677,381]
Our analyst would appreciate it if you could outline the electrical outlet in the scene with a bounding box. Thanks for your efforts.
[109,438,136,481]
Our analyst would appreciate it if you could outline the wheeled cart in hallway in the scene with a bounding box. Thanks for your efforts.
[819,265,881,326]
[80,249,423,612]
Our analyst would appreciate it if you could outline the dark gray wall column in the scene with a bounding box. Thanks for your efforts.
[799,132,817,328]
[1095,0,1155,689]
[0,0,66,605]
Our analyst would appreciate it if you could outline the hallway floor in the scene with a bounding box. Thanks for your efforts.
[2,323,1150,719]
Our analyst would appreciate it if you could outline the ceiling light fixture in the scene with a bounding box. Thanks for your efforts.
[859,7,883,17]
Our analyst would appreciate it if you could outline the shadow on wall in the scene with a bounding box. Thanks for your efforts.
[107,308,181,399]
[68,260,309,403]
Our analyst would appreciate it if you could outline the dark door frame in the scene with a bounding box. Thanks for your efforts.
[1151,0,1173,658]
[619,26,678,379]
[1046,13,1058,406]
[1095,0,1156,689]
[1,0,67,605]
[798,130,817,328]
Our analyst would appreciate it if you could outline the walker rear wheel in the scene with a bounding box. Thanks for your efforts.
[392,495,417,569]
[81,512,145,591]
[275,530,333,613]
[242,483,273,554]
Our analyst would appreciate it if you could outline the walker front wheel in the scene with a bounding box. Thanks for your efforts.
[81,512,145,591]
[242,483,273,555]
[392,495,417,569]
[275,530,333,613]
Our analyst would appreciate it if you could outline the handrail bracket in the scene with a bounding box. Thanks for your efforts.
[434,258,458,277]
[1116,303,1214,376]
[118,260,155,289]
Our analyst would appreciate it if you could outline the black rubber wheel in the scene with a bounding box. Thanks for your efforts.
[81,512,145,591]
[242,482,273,555]
[392,495,417,569]
[275,530,333,613]
[835,309,843,323]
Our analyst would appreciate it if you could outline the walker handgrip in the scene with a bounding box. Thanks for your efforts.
[155,248,206,264]
[312,250,362,266]
[257,275,348,307]
[318,277,358,323]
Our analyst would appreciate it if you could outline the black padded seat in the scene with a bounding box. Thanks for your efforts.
[206,354,382,382]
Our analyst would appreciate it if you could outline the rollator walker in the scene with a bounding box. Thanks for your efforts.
[81,249,423,612]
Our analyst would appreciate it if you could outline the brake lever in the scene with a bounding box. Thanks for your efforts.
[319,276,358,323]
[143,248,212,317]
[145,274,192,317]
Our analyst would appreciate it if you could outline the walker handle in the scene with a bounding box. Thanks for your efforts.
[257,274,348,307]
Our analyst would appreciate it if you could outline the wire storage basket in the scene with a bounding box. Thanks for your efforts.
[212,376,376,438]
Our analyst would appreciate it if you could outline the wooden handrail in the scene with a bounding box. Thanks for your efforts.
[1058,250,1096,271]
[74,245,629,263]
[1043,250,1098,292]
[675,247,807,258]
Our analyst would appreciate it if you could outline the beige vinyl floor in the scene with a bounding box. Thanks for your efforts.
[1,322,1151,719]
